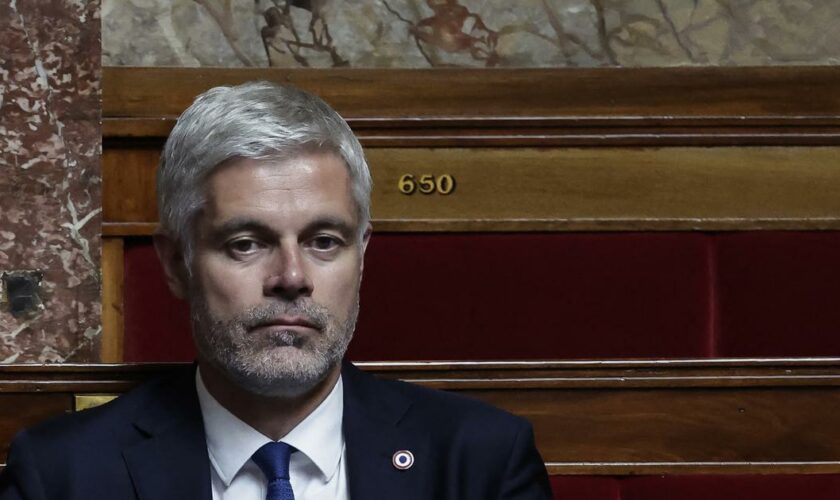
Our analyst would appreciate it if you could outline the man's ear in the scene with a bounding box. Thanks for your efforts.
[153,233,189,300]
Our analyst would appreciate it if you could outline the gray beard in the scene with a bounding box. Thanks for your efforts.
[190,296,357,398]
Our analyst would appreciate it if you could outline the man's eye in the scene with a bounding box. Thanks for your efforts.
[227,239,262,256]
[310,236,341,251]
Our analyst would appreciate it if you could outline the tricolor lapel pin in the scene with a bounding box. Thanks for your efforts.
[392,450,414,470]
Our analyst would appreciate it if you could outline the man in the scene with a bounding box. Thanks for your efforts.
[0,82,552,499]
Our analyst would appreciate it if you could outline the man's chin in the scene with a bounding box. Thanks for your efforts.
[224,354,337,398]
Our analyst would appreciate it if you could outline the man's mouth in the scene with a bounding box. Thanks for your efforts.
[251,316,321,331]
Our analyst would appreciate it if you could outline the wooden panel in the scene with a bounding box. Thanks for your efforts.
[0,394,71,462]
[101,238,124,362]
[483,388,840,474]
[101,67,840,146]
[102,147,160,228]
[103,146,840,233]
[3,360,840,474]
[103,66,840,118]
[102,66,840,118]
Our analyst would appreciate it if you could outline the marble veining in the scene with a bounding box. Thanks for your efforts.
[1,0,102,362]
[103,0,840,68]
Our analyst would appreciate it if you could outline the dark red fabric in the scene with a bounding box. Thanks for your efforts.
[549,476,620,500]
[716,232,840,357]
[619,474,840,500]
[123,240,193,362]
[349,233,711,360]
[123,233,712,362]
[549,475,840,500]
[123,231,840,362]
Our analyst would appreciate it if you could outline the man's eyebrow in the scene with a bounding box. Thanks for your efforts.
[209,218,276,239]
[208,216,358,240]
[304,216,357,239]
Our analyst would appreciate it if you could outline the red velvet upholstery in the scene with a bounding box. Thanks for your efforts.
[123,233,712,361]
[549,476,620,500]
[350,233,711,360]
[124,231,840,362]
[550,475,840,500]
[123,239,193,362]
[715,232,840,357]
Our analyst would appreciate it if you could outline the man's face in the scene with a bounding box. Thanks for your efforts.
[187,152,369,397]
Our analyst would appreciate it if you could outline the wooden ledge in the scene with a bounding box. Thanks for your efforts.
[3,358,840,392]
[4,359,840,474]
[103,66,840,146]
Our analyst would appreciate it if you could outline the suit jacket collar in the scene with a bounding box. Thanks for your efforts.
[341,361,431,500]
[123,365,212,500]
[119,362,429,500]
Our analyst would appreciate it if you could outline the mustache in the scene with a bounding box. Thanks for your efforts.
[240,301,330,331]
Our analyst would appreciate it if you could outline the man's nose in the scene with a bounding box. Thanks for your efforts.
[263,246,313,300]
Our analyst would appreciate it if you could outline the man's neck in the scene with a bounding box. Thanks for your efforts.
[198,361,341,441]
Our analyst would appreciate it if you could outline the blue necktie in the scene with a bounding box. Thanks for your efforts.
[252,442,296,500]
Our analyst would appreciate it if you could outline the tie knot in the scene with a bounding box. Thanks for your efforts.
[252,442,295,481]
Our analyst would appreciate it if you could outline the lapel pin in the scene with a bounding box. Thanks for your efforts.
[392,450,414,470]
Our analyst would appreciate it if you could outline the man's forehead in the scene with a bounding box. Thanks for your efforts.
[198,153,360,232]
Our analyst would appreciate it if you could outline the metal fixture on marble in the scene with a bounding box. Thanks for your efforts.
[1,270,44,319]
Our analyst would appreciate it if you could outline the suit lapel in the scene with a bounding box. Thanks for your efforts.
[342,362,431,500]
[122,367,212,500]
[118,362,428,500]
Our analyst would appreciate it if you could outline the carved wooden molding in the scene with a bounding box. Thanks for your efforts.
[101,66,840,232]
[102,145,840,233]
[4,360,840,474]
[5,358,840,390]
[103,66,840,146]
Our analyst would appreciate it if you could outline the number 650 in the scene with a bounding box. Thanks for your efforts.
[398,174,456,195]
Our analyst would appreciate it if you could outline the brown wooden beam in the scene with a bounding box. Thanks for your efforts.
[102,66,840,147]
[102,146,840,232]
[4,360,840,474]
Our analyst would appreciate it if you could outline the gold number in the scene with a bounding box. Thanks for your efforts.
[436,174,455,195]
[398,174,457,195]
[398,174,416,194]
[418,174,435,194]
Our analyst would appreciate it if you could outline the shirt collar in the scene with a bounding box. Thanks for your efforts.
[195,368,344,487]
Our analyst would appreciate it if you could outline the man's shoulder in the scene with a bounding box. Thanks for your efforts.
[1,367,201,498]
[12,366,194,455]
[344,362,531,438]
[394,374,524,425]
[342,363,552,498]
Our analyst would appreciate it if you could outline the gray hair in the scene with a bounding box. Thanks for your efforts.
[157,81,372,266]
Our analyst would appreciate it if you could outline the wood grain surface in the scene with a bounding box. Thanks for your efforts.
[3,360,840,474]
[103,146,840,233]
[100,238,124,363]
[0,394,71,462]
[103,67,840,119]
[102,67,840,146]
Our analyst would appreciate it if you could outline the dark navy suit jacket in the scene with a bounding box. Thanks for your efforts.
[0,362,552,500]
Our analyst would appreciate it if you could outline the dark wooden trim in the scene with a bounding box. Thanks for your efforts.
[3,358,840,391]
[102,66,840,146]
[102,218,840,236]
[545,462,840,475]
[4,359,840,475]
[100,238,124,362]
[102,119,840,147]
[102,145,840,233]
[103,66,840,118]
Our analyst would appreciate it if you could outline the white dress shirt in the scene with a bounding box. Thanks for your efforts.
[196,369,349,500]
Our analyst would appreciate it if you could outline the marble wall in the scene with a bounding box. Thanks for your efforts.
[0,0,102,362]
[104,0,840,68]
